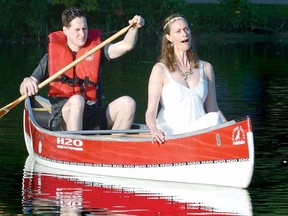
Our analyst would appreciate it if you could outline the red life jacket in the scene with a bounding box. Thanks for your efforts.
[48,29,102,101]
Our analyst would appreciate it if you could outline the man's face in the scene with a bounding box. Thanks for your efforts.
[63,16,88,52]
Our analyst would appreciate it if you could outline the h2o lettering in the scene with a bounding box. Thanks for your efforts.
[57,137,83,147]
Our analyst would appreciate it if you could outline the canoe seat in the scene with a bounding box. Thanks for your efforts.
[33,109,51,130]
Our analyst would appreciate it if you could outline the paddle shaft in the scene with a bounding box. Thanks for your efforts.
[0,23,135,118]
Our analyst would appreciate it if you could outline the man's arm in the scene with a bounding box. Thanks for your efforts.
[31,54,49,82]
[19,54,48,96]
[106,15,145,59]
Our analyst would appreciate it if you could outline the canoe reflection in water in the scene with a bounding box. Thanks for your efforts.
[22,156,252,215]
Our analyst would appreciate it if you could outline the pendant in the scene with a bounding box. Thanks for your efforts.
[179,68,193,80]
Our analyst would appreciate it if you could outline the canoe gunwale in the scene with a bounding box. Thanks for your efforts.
[25,95,251,141]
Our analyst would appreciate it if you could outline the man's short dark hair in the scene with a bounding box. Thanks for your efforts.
[62,7,86,27]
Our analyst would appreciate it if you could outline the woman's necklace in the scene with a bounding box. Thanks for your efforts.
[177,65,193,80]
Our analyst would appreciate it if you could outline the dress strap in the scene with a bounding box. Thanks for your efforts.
[199,60,206,79]
[158,63,174,80]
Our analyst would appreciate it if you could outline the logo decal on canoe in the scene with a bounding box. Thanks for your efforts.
[56,137,84,151]
[232,126,246,145]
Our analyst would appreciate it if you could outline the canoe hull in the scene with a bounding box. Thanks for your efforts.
[23,96,254,188]
[22,155,253,215]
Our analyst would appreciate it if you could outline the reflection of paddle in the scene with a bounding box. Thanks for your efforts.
[0,22,135,119]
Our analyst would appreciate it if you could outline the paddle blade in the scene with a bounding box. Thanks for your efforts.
[0,104,14,118]
[0,95,27,119]
[0,108,9,118]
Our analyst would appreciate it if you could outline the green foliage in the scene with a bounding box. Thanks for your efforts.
[217,0,252,32]
[51,0,100,12]
[183,4,219,34]
[0,0,26,39]
[1,0,288,43]
[183,1,288,34]
[27,0,49,40]
[184,0,253,33]
[102,0,186,40]
[250,4,288,31]
[0,0,50,41]
[53,0,185,41]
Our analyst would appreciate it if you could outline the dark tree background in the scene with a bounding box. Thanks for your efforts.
[0,0,287,43]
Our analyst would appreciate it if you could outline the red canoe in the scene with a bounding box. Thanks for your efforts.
[23,95,254,188]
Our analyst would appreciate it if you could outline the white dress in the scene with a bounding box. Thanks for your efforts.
[156,61,222,135]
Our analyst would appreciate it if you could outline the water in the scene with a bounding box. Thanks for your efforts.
[0,34,288,215]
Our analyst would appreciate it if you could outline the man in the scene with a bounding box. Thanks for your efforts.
[19,7,144,131]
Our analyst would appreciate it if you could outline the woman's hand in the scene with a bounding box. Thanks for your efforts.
[151,129,165,144]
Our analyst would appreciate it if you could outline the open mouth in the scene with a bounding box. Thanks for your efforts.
[181,39,189,43]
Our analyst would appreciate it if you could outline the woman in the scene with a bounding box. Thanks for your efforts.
[145,14,226,144]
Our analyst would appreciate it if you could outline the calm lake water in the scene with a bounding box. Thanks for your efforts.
[0,34,288,215]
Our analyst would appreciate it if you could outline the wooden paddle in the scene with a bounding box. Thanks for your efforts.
[0,22,136,119]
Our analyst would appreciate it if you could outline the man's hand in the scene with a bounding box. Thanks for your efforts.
[20,77,39,96]
[129,15,145,28]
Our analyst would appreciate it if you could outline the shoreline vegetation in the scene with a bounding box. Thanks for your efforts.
[1,0,288,44]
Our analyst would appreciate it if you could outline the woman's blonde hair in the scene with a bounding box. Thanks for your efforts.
[159,14,199,72]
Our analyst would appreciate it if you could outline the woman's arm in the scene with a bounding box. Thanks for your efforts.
[145,63,166,143]
[203,61,227,122]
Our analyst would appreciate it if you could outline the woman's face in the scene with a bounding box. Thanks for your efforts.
[166,19,191,52]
